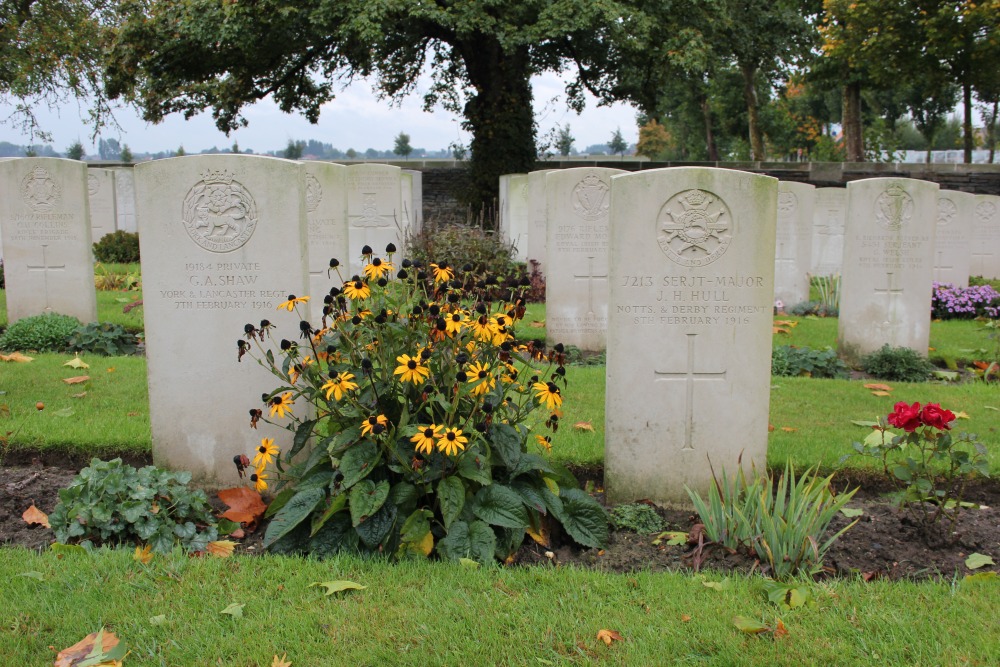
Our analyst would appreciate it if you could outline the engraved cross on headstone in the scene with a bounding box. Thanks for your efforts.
[653,333,728,451]
[26,244,65,310]
[934,250,954,283]
[573,256,608,316]
[874,271,904,328]
[775,241,796,269]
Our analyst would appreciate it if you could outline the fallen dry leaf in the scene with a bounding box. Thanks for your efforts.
[107,367,116,373]
[272,654,292,667]
[767,423,776,432]
[54,628,125,667]
[773,619,789,639]
[780,426,797,433]
[772,326,791,335]
[218,487,268,530]
[230,528,245,539]
[63,357,90,369]
[0,352,34,362]
[72,392,88,399]
[22,503,50,528]
[596,629,624,646]
[134,544,153,565]
[573,421,594,432]
[526,522,551,548]
[954,411,970,420]
[863,383,892,391]
[870,391,892,397]
[62,376,90,385]
[207,540,237,558]
[773,319,798,327]
[529,320,545,328]
[680,614,692,623]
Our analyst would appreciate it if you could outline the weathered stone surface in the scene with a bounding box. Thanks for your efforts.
[87,168,118,241]
[810,187,846,276]
[303,162,348,322]
[605,167,777,504]
[971,194,1000,280]
[544,167,624,351]
[774,181,814,307]
[505,173,529,262]
[934,190,974,287]
[0,158,98,323]
[838,178,938,365]
[345,164,403,276]
[113,167,137,233]
[526,170,555,276]
[135,155,308,485]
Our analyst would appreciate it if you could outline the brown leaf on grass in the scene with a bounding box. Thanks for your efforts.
[573,421,594,432]
[767,423,775,432]
[0,352,34,362]
[22,503,49,528]
[772,619,789,639]
[54,629,123,667]
[870,391,892,397]
[529,320,545,328]
[62,376,90,385]
[272,654,292,667]
[72,392,87,399]
[134,544,153,565]
[596,629,624,646]
[861,571,880,582]
[863,383,892,391]
[218,487,267,531]
[680,614,692,623]
[772,326,791,335]
[780,427,797,433]
[230,528,245,539]
[773,319,798,328]
[206,540,237,558]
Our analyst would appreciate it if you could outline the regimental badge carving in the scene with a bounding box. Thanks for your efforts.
[182,170,258,253]
[571,174,611,220]
[937,197,957,226]
[305,173,323,213]
[976,200,998,223]
[355,192,390,227]
[21,166,61,212]
[777,192,797,221]
[88,174,100,196]
[657,189,732,267]
[874,183,914,230]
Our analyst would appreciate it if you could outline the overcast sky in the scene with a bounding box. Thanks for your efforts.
[0,71,641,156]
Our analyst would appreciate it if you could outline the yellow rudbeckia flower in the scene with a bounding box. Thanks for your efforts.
[276,295,310,311]
[533,382,563,411]
[436,427,468,456]
[321,372,359,401]
[410,424,442,455]
[394,354,430,384]
[252,437,280,468]
[269,392,295,418]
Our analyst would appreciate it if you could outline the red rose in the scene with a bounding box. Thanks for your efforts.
[920,403,955,430]
[887,401,922,432]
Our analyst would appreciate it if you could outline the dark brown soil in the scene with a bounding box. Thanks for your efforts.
[4,456,998,581]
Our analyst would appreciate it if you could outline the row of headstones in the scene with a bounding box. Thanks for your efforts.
[504,168,971,502]
[0,155,423,488]
[499,168,1000,353]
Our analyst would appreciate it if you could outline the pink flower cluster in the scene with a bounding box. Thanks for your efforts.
[887,401,956,433]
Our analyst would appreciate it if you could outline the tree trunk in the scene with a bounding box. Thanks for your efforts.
[842,81,864,162]
[459,38,536,213]
[700,92,719,161]
[740,63,765,161]
[963,82,973,163]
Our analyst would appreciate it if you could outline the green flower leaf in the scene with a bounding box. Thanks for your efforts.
[557,488,608,548]
[438,476,466,532]
[290,418,319,458]
[354,502,397,549]
[339,440,378,489]
[489,423,522,470]
[263,487,325,549]
[457,447,492,486]
[350,480,390,527]
[472,484,529,529]
[437,520,496,564]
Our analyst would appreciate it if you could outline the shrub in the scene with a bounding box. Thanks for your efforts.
[405,221,525,300]
[787,300,838,317]
[931,282,1000,320]
[610,503,665,534]
[861,344,935,382]
[687,464,857,580]
[0,312,79,352]
[49,458,218,553]
[94,262,141,291]
[93,230,140,263]
[239,245,608,563]
[772,345,849,379]
[844,402,988,544]
[68,322,138,356]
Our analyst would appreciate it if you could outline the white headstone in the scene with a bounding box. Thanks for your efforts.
[811,187,846,277]
[400,171,414,230]
[499,173,512,243]
[303,162,348,322]
[527,170,555,276]
[0,158,98,323]
[507,174,529,262]
[87,168,118,241]
[605,168,777,504]
[838,178,938,365]
[774,181,815,307]
[545,167,624,351]
[934,190,974,287]
[971,195,1000,280]
[113,168,137,233]
[345,164,403,276]
[402,169,422,233]
[135,155,308,485]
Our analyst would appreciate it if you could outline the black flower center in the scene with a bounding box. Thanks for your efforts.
[407,360,417,370]
[446,432,456,441]
[478,370,488,379]
[423,428,434,438]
